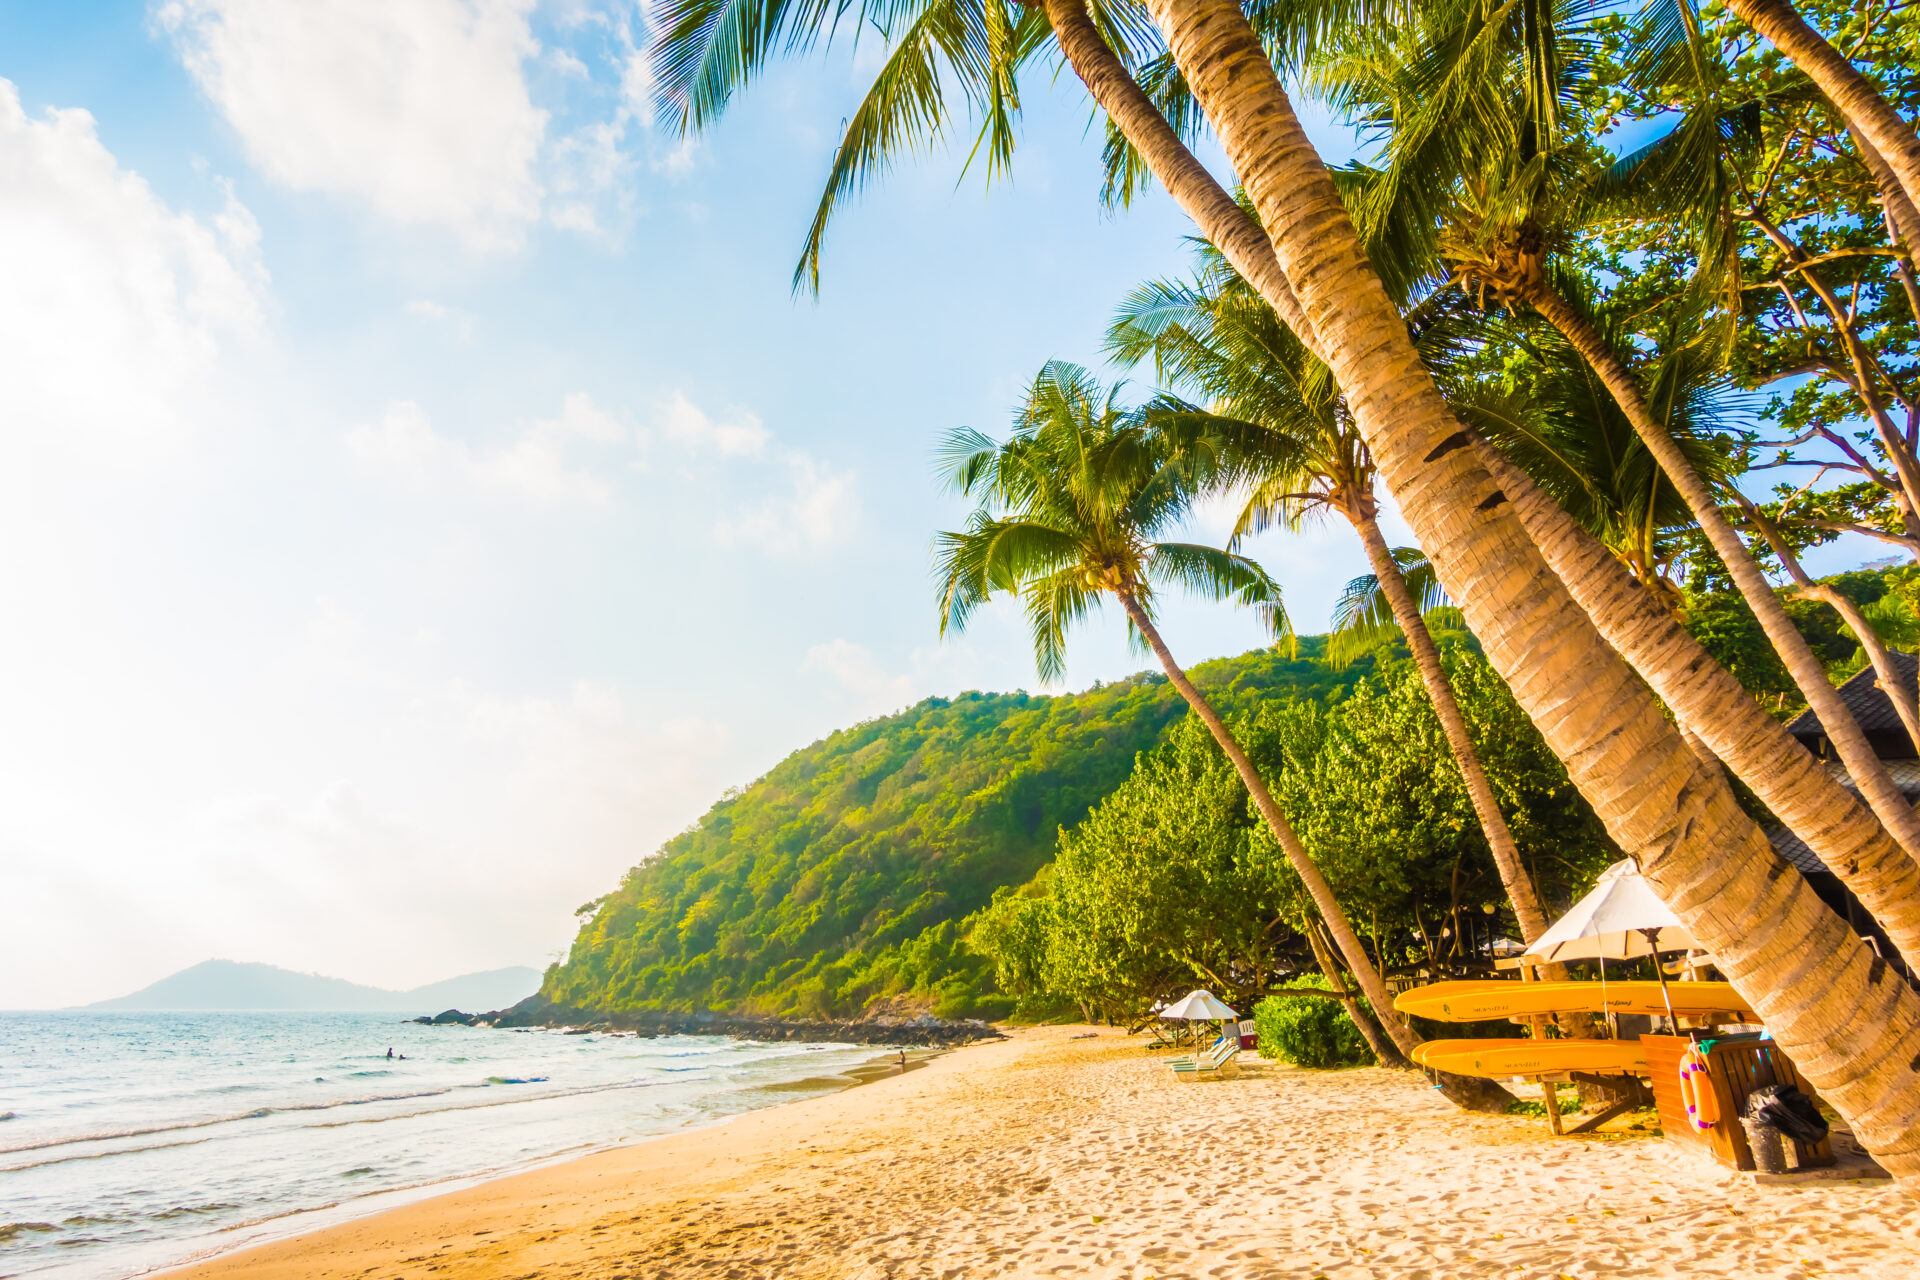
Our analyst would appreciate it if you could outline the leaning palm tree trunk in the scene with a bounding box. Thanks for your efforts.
[1526,287,1920,866]
[1347,505,1554,943]
[1303,913,1406,1067]
[1724,0,1920,220]
[1476,440,1920,970]
[1134,0,1920,1179]
[1113,588,1512,1109]
[1850,124,1920,275]
[1041,0,1315,344]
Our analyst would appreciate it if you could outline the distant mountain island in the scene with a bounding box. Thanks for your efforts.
[85,960,542,1012]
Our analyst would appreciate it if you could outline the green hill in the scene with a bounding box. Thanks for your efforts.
[542,643,1370,1020]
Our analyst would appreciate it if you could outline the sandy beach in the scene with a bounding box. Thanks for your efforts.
[162,1025,1918,1280]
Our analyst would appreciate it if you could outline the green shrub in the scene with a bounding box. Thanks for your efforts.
[1254,976,1373,1068]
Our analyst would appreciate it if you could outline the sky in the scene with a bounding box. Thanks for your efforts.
[0,0,1409,1008]
[0,1,1877,1009]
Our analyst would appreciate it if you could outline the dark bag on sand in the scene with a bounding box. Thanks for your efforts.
[1743,1085,1829,1145]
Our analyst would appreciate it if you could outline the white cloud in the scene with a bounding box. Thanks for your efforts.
[348,391,624,505]
[658,390,769,457]
[548,47,590,79]
[2,596,741,1005]
[548,117,631,235]
[0,79,265,447]
[406,297,476,340]
[718,451,858,551]
[158,0,549,250]
[803,639,913,713]
[618,40,655,128]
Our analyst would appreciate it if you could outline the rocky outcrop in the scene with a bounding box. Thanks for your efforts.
[466,995,1003,1046]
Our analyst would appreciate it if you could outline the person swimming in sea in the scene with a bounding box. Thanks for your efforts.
[386,1047,394,1060]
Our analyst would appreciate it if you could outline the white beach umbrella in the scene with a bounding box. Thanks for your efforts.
[1524,859,1697,964]
[1159,989,1237,1020]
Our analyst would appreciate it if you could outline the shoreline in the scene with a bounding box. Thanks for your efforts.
[468,999,1007,1048]
[157,1025,1916,1279]
[93,1042,943,1280]
[155,1036,1028,1280]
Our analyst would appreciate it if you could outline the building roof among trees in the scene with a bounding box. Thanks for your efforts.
[1784,650,1920,757]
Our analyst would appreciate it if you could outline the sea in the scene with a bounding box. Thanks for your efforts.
[0,1011,889,1279]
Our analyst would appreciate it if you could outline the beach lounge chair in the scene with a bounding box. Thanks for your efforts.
[1162,1034,1228,1068]
[1167,1040,1240,1081]
[1142,1024,1181,1051]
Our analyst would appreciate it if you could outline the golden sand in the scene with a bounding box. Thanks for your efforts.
[162,1024,1917,1279]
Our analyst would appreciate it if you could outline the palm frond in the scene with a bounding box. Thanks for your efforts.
[655,0,849,134]
[1326,547,1449,666]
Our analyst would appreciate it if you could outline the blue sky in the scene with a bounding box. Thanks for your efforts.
[0,0,1402,1006]
[0,1,1870,1007]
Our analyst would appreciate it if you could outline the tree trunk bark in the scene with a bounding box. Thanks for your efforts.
[1808,580,1920,741]
[1140,0,1920,1179]
[1348,504,1553,943]
[1849,124,1920,281]
[1111,593,1402,1040]
[1527,286,1920,866]
[1726,0,1920,220]
[1112,588,1513,1110]
[1040,0,1316,346]
[1477,440,1920,969]
[1303,912,1407,1068]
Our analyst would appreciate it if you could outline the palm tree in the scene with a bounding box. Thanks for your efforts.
[1474,439,1920,973]
[1124,0,1920,1178]
[1327,551,1468,666]
[1106,255,1560,947]
[1312,0,1920,867]
[657,0,1920,1175]
[934,360,1516,1107]
[1299,1,1920,974]
[1448,308,1751,599]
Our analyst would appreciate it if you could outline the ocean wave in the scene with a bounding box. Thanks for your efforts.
[306,1076,663,1129]
[482,1076,548,1085]
[151,1203,239,1221]
[0,1086,458,1158]
[0,1221,57,1243]
[0,1075,648,1173]
[0,1134,215,1174]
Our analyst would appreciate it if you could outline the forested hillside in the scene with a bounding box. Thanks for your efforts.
[541,644,1372,1019]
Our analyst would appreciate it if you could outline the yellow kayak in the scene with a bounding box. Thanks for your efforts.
[1393,980,1754,1022]
[1413,1037,1649,1078]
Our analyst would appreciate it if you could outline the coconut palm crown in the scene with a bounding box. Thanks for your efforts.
[934,360,1292,684]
